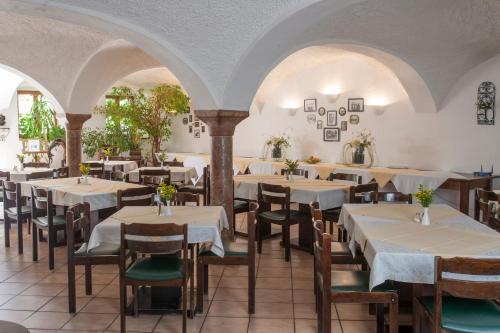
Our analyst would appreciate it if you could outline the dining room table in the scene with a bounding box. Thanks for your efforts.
[127,166,198,185]
[1,167,55,182]
[86,160,138,173]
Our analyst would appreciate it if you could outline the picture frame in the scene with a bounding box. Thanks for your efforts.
[338,107,347,116]
[316,120,323,129]
[318,107,326,116]
[307,113,316,124]
[189,115,193,122]
[341,121,347,131]
[194,121,200,127]
[186,106,191,113]
[202,126,206,133]
[323,128,340,142]
[182,117,188,125]
[194,129,201,138]
[327,110,337,126]
[304,98,317,112]
[189,125,193,133]
[348,98,364,112]
[349,114,360,125]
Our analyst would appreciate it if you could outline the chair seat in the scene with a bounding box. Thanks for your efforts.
[179,185,204,194]
[5,206,31,216]
[322,208,341,221]
[330,271,393,293]
[200,239,248,257]
[74,242,120,257]
[126,256,183,281]
[32,215,66,227]
[234,200,249,211]
[331,242,363,256]
[258,209,307,222]
[420,296,500,333]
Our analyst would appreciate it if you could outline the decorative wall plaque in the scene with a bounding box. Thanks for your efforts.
[477,81,495,125]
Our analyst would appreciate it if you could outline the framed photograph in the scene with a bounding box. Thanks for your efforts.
[317,120,323,129]
[194,129,201,138]
[323,128,340,142]
[189,115,193,122]
[318,107,326,116]
[187,106,191,113]
[202,126,206,133]
[182,117,188,125]
[189,125,193,133]
[194,121,200,127]
[341,121,347,131]
[307,113,316,124]
[338,107,347,116]
[349,114,360,125]
[304,98,317,112]
[327,110,337,126]
[348,98,364,112]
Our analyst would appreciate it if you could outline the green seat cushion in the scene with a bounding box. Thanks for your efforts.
[234,200,249,211]
[330,271,393,293]
[125,256,183,281]
[74,242,120,256]
[258,209,307,221]
[200,239,248,257]
[322,208,341,221]
[33,215,66,227]
[5,206,31,216]
[420,296,500,333]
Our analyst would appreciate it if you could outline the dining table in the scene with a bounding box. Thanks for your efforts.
[86,160,138,173]
[128,166,198,184]
[1,167,55,182]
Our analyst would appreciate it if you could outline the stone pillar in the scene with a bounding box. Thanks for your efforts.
[65,113,91,177]
[195,110,248,232]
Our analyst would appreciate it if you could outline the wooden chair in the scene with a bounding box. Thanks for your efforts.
[139,169,171,188]
[197,204,257,314]
[256,183,308,261]
[23,162,49,168]
[370,191,412,204]
[313,222,398,333]
[280,168,309,178]
[166,161,183,167]
[488,214,500,232]
[111,170,128,182]
[476,188,499,223]
[233,180,251,237]
[31,187,67,269]
[26,170,54,180]
[414,256,500,333]
[0,172,10,219]
[55,167,69,178]
[119,223,194,333]
[82,162,105,178]
[173,192,200,206]
[328,172,363,184]
[178,166,210,206]
[3,181,31,254]
[350,182,379,203]
[66,202,121,313]
[109,156,124,161]
[117,187,155,210]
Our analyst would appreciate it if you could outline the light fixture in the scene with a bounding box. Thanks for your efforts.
[322,86,342,103]
[281,100,301,116]
[366,97,390,114]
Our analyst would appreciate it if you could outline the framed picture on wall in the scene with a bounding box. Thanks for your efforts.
[307,113,316,124]
[194,129,201,138]
[338,107,347,116]
[202,126,206,133]
[189,115,193,122]
[318,107,326,116]
[349,114,359,125]
[189,125,193,133]
[323,128,340,142]
[348,98,364,112]
[182,117,188,125]
[304,98,317,112]
[341,121,348,131]
[317,120,323,129]
[194,121,200,127]
[327,110,337,126]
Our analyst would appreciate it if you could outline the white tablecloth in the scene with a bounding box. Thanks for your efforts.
[338,203,500,289]
[86,160,138,173]
[20,177,146,211]
[234,174,354,210]
[1,168,55,182]
[128,166,198,184]
[88,205,229,257]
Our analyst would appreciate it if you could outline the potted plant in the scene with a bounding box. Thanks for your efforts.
[103,147,113,162]
[284,159,299,181]
[16,154,25,170]
[343,130,375,167]
[266,135,290,161]
[158,152,167,168]
[158,182,176,216]
[79,163,90,184]
[415,184,433,225]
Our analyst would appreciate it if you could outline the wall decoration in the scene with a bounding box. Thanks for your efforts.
[349,114,359,125]
[338,107,347,116]
[194,121,200,127]
[0,114,5,126]
[189,125,193,133]
[318,107,326,116]
[341,121,347,131]
[202,126,206,133]
[317,120,323,129]
[189,115,193,122]
[194,129,201,138]
[307,113,316,124]
[477,81,495,125]
[187,106,191,113]
[194,115,199,121]
[323,128,340,142]
[304,98,317,112]
[348,98,364,112]
[182,117,188,125]
[327,110,337,126]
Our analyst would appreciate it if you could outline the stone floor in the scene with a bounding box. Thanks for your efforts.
[0,214,375,333]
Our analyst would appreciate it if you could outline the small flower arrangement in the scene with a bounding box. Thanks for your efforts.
[158,152,167,163]
[16,154,25,164]
[79,163,90,176]
[304,155,321,164]
[104,147,113,158]
[350,129,375,149]
[158,182,176,202]
[284,159,299,173]
[265,135,290,149]
[415,184,433,208]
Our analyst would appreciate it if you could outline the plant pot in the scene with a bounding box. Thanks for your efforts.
[421,207,430,225]
[163,200,173,217]
[271,145,283,161]
[352,147,365,164]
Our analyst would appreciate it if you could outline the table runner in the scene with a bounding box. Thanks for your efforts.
[234,174,353,210]
[128,166,198,184]
[339,203,500,289]
[88,205,228,256]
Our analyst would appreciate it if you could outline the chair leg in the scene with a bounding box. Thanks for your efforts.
[32,223,38,263]
[248,262,255,314]
[389,297,399,333]
[84,264,92,295]
[68,262,76,313]
[48,229,55,270]
[189,260,195,318]
[203,264,208,294]
[317,292,323,333]
[329,221,334,235]
[133,286,138,317]
[376,304,384,333]
[256,221,262,254]
[284,225,290,262]
[182,277,187,333]
[17,218,23,254]
[4,215,10,248]
[120,281,126,333]
[196,260,204,314]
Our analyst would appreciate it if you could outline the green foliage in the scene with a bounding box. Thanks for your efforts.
[79,163,90,176]
[284,159,299,172]
[415,184,433,208]
[158,182,176,201]
[19,97,64,141]
[81,128,106,158]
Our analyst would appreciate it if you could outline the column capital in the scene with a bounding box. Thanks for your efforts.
[194,109,248,136]
[65,113,91,130]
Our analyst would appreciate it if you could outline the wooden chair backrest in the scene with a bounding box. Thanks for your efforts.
[349,182,379,203]
[26,170,54,181]
[477,189,498,223]
[31,187,54,224]
[173,192,200,206]
[117,187,155,209]
[55,167,69,178]
[328,172,362,184]
[313,222,331,290]
[140,169,171,186]
[488,215,500,233]
[109,156,124,161]
[258,182,291,208]
[3,180,19,207]
[280,168,309,178]
[111,170,127,182]
[82,162,105,178]
[0,171,10,192]
[23,162,49,168]
[371,191,412,204]
[66,202,91,254]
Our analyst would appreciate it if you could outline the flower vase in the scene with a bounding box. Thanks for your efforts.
[352,147,365,164]
[421,207,430,225]
[163,200,173,217]
[19,165,24,171]
[271,145,282,161]
[106,156,109,162]
[84,176,89,184]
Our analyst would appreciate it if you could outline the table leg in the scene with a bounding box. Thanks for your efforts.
[458,182,469,215]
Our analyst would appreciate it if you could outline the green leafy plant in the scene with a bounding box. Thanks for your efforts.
[415,184,433,208]
[158,182,176,202]
[104,147,113,158]
[16,154,25,164]
[19,98,58,141]
[284,159,299,173]
[79,163,90,176]
[81,128,106,158]
[158,152,167,163]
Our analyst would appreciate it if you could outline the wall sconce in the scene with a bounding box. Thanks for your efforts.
[322,86,342,103]
[366,97,390,114]
[281,100,301,116]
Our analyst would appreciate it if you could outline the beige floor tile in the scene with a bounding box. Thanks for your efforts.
[257,267,291,278]
[0,295,52,310]
[222,266,249,277]
[218,276,248,289]
[336,303,374,320]
[292,278,314,290]
[294,302,338,319]
[255,289,292,303]
[22,311,74,329]
[61,312,117,331]
[248,318,294,333]
[59,283,106,297]
[5,271,49,283]
[0,282,32,295]
[256,277,291,290]
[39,296,91,312]
[252,301,293,319]
[295,319,342,333]
[108,313,161,332]
[21,283,66,296]
[75,272,117,285]
[154,314,204,333]
[80,297,120,314]
[200,316,248,333]
[0,309,34,323]
[293,289,315,303]
[213,287,248,302]
[341,320,377,333]
[207,300,248,317]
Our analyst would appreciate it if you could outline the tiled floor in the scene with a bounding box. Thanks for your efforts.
[0,215,375,332]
